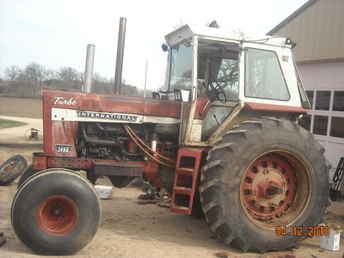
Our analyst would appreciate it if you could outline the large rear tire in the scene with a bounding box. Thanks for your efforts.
[11,169,101,255]
[200,118,329,252]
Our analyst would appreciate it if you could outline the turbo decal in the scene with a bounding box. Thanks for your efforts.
[54,97,77,105]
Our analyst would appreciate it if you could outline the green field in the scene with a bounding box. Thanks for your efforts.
[0,118,26,129]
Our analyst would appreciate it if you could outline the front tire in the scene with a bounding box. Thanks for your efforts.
[11,169,101,255]
[17,165,39,189]
[200,118,329,252]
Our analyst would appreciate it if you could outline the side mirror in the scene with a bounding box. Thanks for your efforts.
[180,89,190,102]
[161,43,169,52]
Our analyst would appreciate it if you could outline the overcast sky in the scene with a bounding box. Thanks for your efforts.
[0,0,308,90]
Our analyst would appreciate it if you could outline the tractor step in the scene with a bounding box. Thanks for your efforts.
[171,147,203,215]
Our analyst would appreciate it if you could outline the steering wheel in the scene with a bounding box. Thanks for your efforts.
[208,70,235,102]
[207,61,239,102]
[211,81,227,102]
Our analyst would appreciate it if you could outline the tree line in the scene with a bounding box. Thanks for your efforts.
[0,63,146,98]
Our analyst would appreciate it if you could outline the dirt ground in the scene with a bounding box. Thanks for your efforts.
[0,97,42,119]
[0,115,43,144]
[0,100,344,258]
[1,143,344,258]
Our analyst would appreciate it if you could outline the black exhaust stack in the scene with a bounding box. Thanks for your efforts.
[114,17,127,94]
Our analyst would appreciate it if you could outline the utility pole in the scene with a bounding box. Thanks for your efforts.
[144,59,148,98]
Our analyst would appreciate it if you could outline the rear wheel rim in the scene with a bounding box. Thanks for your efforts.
[37,195,79,235]
[240,151,310,229]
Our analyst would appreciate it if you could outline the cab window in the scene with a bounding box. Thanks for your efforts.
[169,42,192,91]
[197,40,239,102]
[245,48,290,101]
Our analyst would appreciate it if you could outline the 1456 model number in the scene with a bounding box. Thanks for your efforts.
[55,144,72,153]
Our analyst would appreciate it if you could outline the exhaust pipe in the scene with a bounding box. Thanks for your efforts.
[114,17,127,95]
[83,44,95,93]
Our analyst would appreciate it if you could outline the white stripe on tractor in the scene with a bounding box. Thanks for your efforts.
[51,108,180,124]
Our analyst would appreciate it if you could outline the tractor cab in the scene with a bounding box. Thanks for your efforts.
[161,24,310,145]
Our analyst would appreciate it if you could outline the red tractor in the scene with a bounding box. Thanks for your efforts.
[11,22,329,255]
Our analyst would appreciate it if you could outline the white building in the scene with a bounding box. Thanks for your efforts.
[268,0,344,176]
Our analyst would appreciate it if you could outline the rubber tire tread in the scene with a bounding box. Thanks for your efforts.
[11,169,101,255]
[17,165,39,189]
[199,118,329,252]
[0,155,27,186]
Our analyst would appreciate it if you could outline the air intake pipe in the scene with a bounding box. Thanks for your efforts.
[83,44,95,93]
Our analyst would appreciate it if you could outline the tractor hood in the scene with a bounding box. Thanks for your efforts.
[43,88,181,125]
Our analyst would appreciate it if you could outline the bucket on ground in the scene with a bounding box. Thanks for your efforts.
[95,185,113,199]
[320,224,342,251]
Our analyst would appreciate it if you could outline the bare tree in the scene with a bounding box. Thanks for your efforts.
[4,66,22,81]
[24,63,46,82]
[92,73,111,94]
[58,67,79,82]
[57,67,82,90]
[1,63,142,98]
[21,63,46,96]
[44,69,58,81]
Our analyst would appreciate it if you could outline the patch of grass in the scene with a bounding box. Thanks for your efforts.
[0,119,26,129]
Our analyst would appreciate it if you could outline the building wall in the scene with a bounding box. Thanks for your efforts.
[268,0,344,178]
[299,62,344,177]
[273,0,344,62]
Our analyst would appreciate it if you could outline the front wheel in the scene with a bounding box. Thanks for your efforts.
[11,169,101,255]
[200,118,329,252]
[17,165,39,189]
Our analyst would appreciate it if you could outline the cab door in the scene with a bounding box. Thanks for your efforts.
[166,36,199,145]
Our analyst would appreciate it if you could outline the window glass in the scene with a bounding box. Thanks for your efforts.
[299,114,311,131]
[330,117,344,138]
[169,42,192,91]
[245,48,289,101]
[202,105,233,140]
[197,40,239,102]
[212,58,239,101]
[315,91,330,110]
[306,91,314,109]
[294,59,311,109]
[313,115,328,136]
[333,91,344,111]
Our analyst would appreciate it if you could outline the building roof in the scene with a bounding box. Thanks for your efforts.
[267,0,317,35]
[267,0,344,63]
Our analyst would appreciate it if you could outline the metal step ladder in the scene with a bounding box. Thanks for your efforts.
[171,147,203,214]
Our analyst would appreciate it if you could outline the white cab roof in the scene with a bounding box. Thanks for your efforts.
[165,24,289,48]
